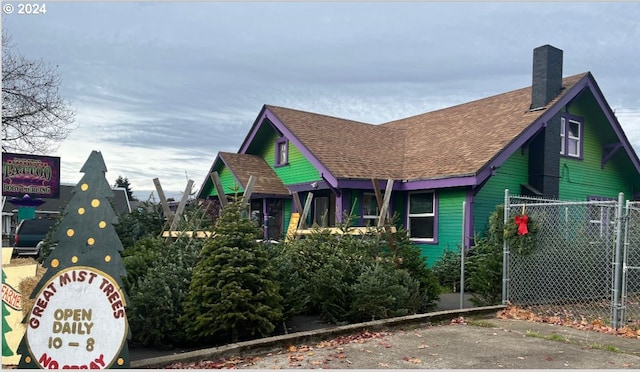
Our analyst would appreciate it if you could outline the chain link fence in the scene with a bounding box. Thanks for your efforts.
[503,190,639,328]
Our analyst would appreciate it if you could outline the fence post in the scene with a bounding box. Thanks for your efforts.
[612,192,625,329]
[502,189,510,305]
[460,200,466,309]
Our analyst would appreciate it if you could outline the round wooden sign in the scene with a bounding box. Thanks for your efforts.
[25,266,127,369]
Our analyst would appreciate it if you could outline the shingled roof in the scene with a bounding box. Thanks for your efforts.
[266,105,406,180]
[383,73,588,180]
[218,152,290,196]
[262,73,588,183]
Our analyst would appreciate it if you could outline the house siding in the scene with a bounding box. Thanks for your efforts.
[205,165,243,197]
[413,188,466,267]
[474,149,530,236]
[272,141,320,185]
[559,95,634,199]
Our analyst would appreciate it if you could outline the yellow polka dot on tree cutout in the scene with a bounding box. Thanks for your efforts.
[72,256,78,263]
[25,356,31,363]
[117,358,124,366]
[81,183,89,191]
[87,238,95,246]
[67,228,75,237]
[91,199,100,208]
[99,221,107,229]
[105,255,111,263]
[51,259,59,268]
[78,207,85,215]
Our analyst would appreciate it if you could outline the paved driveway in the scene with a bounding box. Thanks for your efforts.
[144,315,640,369]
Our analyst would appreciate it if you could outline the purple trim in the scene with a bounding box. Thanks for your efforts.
[560,112,584,160]
[478,74,640,186]
[287,181,330,193]
[239,106,339,188]
[602,143,623,169]
[196,155,224,199]
[585,73,640,174]
[218,155,245,191]
[465,190,474,250]
[275,137,289,167]
[335,177,477,191]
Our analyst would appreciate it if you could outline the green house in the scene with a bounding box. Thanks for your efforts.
[197,45,640,266]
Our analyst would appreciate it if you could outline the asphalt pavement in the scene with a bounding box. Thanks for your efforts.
[130,299,640,369]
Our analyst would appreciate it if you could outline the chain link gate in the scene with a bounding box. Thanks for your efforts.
[503,190,639,329]
[621,201,640,327]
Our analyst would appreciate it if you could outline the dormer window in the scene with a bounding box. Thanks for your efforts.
[560,114,583,158]
[275,138,289,166]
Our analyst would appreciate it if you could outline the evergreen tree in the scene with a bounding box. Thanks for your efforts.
[113,175,135,201]
[16,150,130,368]
[2,270,13,357]
[181,201,283,344]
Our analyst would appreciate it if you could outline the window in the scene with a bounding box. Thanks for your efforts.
[560,115,583,158]
[408,192,435,241]
[362,192,379,226]
[275,138,288,166]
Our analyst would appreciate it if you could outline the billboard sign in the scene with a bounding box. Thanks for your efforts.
[2,152,61,198]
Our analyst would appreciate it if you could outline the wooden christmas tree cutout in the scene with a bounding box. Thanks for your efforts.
[16,150,130,369]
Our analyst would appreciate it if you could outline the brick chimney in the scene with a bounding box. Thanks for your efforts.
[531,45,563,110]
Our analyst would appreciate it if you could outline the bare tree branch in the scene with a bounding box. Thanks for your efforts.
[2,33,77,154]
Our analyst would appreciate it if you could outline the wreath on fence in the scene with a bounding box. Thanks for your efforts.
[504,208,540,255]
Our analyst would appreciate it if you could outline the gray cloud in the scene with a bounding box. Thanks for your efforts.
[3,2,639,199]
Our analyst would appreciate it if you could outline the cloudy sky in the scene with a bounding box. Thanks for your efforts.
[2,2,639,200]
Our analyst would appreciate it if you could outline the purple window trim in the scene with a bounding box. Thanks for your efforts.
[560,112,584,160]
[406,191,438,245]
[275,137,289,167]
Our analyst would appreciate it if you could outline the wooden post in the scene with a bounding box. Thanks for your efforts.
[292,192,303,214]
[210,171,228,208]
[241,175,256,203]
[371,178,383,212]
[153,178,173,223]
[377,179,394,228]
[299,192,314,230]
[169,179,194,231]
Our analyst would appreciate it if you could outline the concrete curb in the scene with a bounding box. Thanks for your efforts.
[131,305,505,368]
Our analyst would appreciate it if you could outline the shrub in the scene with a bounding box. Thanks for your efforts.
[181,201,283,344]
[432,248,463,293]
[271,219,440,324]
[125,235,204,347]
[465,205,504,306]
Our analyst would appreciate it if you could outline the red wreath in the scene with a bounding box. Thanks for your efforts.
[514,214,529,235]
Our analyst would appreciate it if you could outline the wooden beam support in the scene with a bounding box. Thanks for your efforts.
[153,178,173,222]
[209,172,228,207]
[371,178,383,211]
[241,175,256,203]
[377,179,394,228]
[292,191,303,214]
[299,192,314,230]
[169,179,194,231]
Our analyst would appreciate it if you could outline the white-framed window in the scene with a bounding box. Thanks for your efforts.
[408,192,435,241]
[275,138,288,166]
[362,192,379,226]
[560,116,582,158]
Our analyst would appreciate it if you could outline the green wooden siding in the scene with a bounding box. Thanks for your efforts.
[559,93,636,199]
[474,149,529,235]
[412,188,466,267]
[206,165,244,197]
[273,143,320,185]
